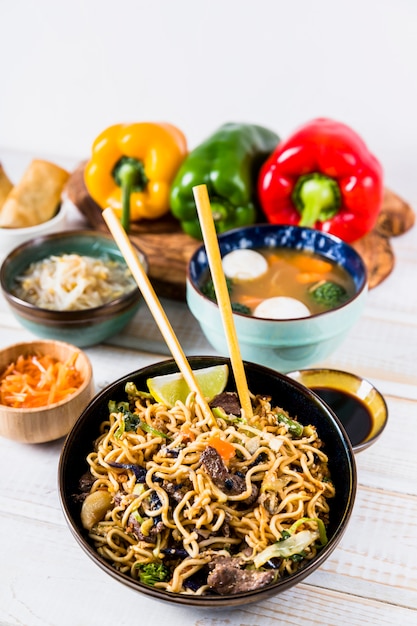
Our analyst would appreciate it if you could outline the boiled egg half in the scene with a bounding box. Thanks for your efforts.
[253,296,311,319]
[222,249,268,281]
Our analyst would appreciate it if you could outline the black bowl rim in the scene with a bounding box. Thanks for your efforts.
[186,223,368,322]
[0,230,147,320]
[58,356,357,607]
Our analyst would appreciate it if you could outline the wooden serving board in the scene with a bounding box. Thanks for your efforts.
[65,162,415,299]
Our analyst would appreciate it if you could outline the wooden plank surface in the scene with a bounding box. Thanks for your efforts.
[0,154,416,625]
[65,163,415,298]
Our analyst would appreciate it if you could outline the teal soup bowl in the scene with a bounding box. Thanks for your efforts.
[0,230,147,348]
[186,225,368,372]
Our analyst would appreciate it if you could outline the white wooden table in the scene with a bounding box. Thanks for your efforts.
[1,151,416,626]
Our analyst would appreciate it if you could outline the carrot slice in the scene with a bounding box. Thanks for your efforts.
[235,294,264,309]
[295,272,326,284]
[292,257,333,273]
[207,436,236,461]
[266,253,282,265]
[180,424,196,442]
[0,352,84,408]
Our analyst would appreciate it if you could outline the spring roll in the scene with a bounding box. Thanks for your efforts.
[0,163,13,209]
[0,159,70,228]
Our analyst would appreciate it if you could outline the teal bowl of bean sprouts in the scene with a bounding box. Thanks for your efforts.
[0,230,147,347]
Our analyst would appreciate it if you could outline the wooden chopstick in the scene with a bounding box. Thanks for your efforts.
[192,184,253,420]
[102,207,214,423]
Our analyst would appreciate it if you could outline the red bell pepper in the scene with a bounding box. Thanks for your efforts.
[258,118,384,242]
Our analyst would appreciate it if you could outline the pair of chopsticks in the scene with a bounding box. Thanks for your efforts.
[102,184,253,420]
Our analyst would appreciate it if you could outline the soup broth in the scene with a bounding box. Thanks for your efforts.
[201,247,356,318]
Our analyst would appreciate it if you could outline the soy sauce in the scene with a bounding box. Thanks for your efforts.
[311,387,373,447]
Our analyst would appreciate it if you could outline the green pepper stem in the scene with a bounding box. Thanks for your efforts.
[112,156,148,232]
[210,201,230,224]
[292,173,341,228]
[120,173,133,231]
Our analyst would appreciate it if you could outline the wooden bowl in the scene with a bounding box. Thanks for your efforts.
[0,340,94,444]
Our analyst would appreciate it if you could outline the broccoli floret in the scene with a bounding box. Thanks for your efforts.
[200,278,251,315]
[309,280,348,308]
[231,302,251,315]
[137,562,170,586]
[200,276,233,300]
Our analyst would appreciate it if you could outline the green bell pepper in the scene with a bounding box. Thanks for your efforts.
[169,122,280,239]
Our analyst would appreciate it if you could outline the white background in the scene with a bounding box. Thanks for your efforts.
[1,4,417,624]
[1,0,417,203]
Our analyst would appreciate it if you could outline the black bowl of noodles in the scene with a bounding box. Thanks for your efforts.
[58,356,356,607]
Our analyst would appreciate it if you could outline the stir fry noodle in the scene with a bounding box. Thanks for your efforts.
[78,379,335,595]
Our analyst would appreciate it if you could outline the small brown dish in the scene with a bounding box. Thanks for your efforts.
[287,368,388,453]
[0,340,94,444]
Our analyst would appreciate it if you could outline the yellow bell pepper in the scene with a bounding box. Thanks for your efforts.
[84,122,187,229]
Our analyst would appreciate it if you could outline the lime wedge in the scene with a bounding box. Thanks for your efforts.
[146,364,229,408]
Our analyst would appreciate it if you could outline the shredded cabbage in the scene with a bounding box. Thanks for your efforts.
[253,529,320,567]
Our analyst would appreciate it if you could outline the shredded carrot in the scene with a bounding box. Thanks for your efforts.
[0,352,84,408]
[207,436,236,461]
